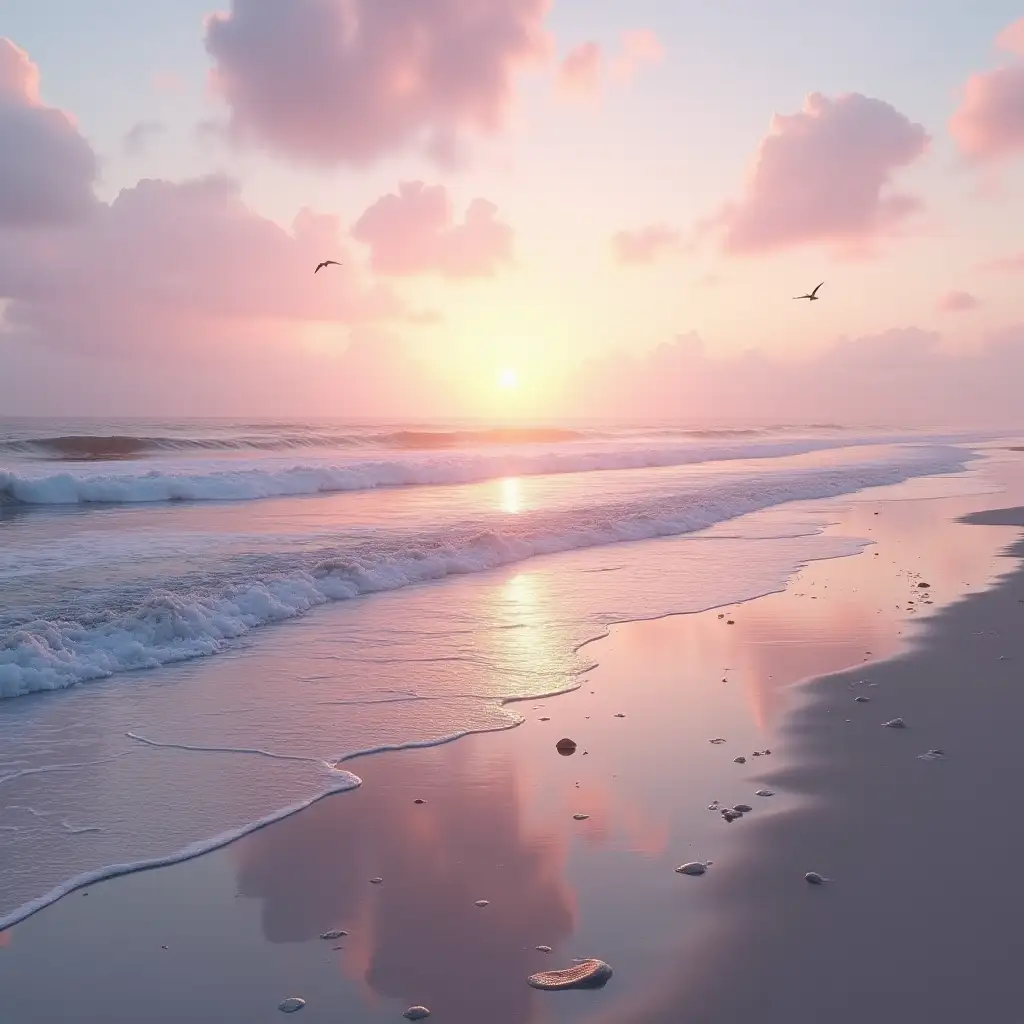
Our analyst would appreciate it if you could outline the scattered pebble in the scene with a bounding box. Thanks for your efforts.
[804,871,828,885]
[854,696,871,703]
[403,1007,431,1020]
[722,809,742,822]
[320,929,348,940]
[707,800,721,811]
[555,738,577,756]
[414,799,425,805]
[527,959,613,990]
[726,620,735,625]
[918,748,946,761]
[370,877,383,884]
[733,803,753,813]
[755,789,774,797]
[709,738,727,745]
[883,718,907,729]
[474,900,489,907]
[734,756,746,764]
[674,861,708,876]
[539,717,550,722]
[917,582,931,588]
[278,998,306,1013]
[535,945,553,953]
[572,813,590,821]
[614,713,626,718]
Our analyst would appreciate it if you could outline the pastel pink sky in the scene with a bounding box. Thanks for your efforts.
[3,1,1024,423]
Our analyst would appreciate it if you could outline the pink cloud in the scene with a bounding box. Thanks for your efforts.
[558,42,602,99]
[611,224,682,265]
[557,30,662,101]
[949,27,1024,161]
[996,18,1024,56]
[937,289,980,312]
[571,327,1024,426]
[0,38,97,226]
[0,174,403,357]
[611,29,664,82]
[981,250,1024,273]
[718,92,929,255]
[203,0,551,166]
[351,181,513,278]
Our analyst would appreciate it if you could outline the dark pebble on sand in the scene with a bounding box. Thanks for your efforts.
[556,738,577,755]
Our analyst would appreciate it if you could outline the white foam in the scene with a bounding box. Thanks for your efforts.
[0,768,362,932]
[0,433,985,506]
[0,448,971,699]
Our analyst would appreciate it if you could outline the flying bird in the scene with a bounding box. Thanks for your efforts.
[314,260,342,274]
[793,281,824,301]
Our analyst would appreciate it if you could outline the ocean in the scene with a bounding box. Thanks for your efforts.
[0,418,1000,928]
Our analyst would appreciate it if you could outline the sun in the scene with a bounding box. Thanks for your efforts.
[497,367,519,391]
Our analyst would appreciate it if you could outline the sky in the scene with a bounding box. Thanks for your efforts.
[3,0,1024,423]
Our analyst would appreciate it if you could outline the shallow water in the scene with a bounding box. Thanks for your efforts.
[0,419,1007,927]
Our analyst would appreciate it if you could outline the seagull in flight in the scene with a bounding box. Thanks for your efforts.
[314,260,342,274]
[793,281,824,301]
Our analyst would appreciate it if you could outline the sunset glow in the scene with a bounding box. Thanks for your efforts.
[1,5,1024,423]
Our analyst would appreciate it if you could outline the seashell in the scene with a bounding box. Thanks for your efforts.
[535,945,552,953]
[474,900,489,907]
[278,998,306,1013]
[527,959,613,990]
[369,877,383,884]
[755,789,774,797]
[319,929,348,940]
[674,861,707,876]
[883,718,906,729]
[733,803,753,813]
[572,813,590,821]
[804,871,828,885]
[403,1007,431,1020]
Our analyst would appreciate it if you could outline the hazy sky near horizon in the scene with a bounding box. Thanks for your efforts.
[4,1,1024,423]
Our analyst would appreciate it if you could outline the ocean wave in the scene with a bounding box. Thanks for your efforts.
[0,434,975,506]
[0,423,868,461]
[0,446,971,698]
[0,426,597,459]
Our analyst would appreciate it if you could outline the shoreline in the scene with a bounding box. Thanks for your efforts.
[607,504,1024,1022]
[3,470,1024,1020]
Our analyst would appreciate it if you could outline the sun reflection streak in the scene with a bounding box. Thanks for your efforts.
[499,476,522,514]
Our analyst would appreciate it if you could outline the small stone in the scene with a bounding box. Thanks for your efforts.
[414,799,425,805]
[614,713,626,718]
[727,620,735,625]
[535,945,552,953]
[556,738,577,755]
[733,803,753,813]
[370,877,383,884]
[278,998,306,1013]
[403,1007,431,1020]
[883,718,906,729]
[709,738,726,744]
[854,696,871,703]
[675,861,708,876]
[474,900,489,907]
[320,929,348,940]
[733,756,746,764]
[722,809,742,822]
[804,871,827,885]
[755,789,774,797]
[572,813,590,821]
[539,717,550,721]
[917,582,930,588]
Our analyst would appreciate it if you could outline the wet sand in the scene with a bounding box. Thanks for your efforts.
[2,465,1024,1022]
